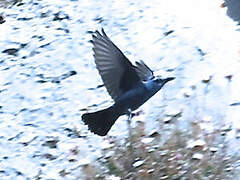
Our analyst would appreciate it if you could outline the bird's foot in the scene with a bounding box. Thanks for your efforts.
[132,110,144,118]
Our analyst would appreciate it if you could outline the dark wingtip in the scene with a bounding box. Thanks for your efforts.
[101,28,108,38]
[92,34,97,39]
[95,30,101,37]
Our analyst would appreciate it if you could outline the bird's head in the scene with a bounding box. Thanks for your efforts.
[144,76,175,92]
[153,76,175,86]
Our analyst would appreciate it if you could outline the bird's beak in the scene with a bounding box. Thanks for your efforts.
[165,77,175,82]
[163,77,175,84]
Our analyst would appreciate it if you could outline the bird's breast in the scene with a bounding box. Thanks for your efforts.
[114,86,154,113]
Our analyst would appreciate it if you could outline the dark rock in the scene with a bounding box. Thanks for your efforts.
[53,12,69,21]
[2,48,19,56]
[196,47,206,56]
[0,15,5,24]
[42,139,59,148]
[43,153,57,160]
[230,102,240,106]
[163,30,174,36]
[17,17,33,21]
[93,16,104,23]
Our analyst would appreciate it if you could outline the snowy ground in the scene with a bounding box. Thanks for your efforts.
[0,0,240,179]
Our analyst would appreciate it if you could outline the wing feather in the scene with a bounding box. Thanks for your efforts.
[91,29,142,101]
[135,60,154,81]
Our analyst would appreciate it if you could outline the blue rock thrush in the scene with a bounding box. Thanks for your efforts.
[82,29,175,136]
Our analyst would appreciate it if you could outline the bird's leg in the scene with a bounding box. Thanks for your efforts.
[127,109,132,139]
[127,109,134,157]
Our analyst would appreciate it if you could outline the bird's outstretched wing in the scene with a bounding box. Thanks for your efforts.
[135,60,154,81]
[91,28,142,101]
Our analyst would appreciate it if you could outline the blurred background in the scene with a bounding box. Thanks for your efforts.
[0,0,240,179]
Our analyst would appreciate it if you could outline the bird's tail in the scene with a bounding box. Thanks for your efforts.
[82,106,121,136]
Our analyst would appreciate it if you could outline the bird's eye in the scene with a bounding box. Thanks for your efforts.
[154,78,162,83]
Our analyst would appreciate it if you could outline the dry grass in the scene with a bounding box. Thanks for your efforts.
[82,119,240,180]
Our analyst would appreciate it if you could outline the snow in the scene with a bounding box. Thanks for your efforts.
[0,0,239,179]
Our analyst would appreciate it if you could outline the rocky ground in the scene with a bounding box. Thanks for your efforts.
[0,0,240,179]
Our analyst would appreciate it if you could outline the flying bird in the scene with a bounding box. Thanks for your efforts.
[82,29,175,136]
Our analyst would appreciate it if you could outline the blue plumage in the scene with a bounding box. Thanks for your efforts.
[82,29,174,136]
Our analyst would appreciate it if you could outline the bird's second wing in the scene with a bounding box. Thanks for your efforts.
[91,29,141,101]
[135,60,154,81]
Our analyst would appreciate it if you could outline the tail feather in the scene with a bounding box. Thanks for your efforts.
[82,106,120,136]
